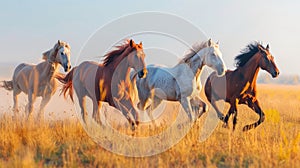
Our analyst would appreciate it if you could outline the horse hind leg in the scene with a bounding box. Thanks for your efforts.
[13,88,21,113]
[180,97,193,122]
[210,99,225,121]
[26,91,36,120]
[92,100,101,125]
[38,95,51,121]
[78,96,88,123]
[145,96,162,125]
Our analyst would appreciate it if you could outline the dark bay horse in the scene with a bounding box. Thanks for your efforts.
[205,42,279,131]
[57,39,147,130]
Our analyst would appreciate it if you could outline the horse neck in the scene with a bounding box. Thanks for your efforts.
[41,61,58,80]
[108,56,131,83]
[238,53,260,87]
[188,51,205,76]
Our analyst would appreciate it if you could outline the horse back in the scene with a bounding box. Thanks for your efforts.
[12,63,34,90]
[74,61,109,103]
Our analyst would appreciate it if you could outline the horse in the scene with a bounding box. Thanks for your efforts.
[1,40,72,119]
[56,39,147,130]
[131,39,226,124]
[204,42,280,131]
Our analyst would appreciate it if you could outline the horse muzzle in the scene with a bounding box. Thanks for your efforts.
[271,70,280,78]
[217,66,226,77]
[64,65,72,72]
[138,69,148,78]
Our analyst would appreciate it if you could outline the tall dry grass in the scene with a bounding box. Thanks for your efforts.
[0,84,299,167]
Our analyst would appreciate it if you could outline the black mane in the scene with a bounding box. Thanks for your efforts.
[235,42,264,67]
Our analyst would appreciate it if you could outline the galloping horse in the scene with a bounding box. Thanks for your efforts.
[205,42,279,131]
[1,40,72,119]
[132,39,226,123]
[57,39,147,130]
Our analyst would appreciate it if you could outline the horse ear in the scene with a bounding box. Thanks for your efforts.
[258,45,264,52]
[58,40,61,45]
[139,42,143,46]
[216,40,219,45]
[266,44,270,50]
[129,39,135,47]
[208,38,212,46]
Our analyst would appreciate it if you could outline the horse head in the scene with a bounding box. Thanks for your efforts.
[127,39,147,78]
[43,40,72,72]
[203,39,226,76]
[257,44,280,78]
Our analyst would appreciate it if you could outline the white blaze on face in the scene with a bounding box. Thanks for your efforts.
[58,46,71,71]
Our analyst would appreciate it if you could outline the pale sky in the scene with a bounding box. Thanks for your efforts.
[0,0,299,75]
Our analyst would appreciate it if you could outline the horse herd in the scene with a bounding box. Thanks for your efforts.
[1,39,280,131]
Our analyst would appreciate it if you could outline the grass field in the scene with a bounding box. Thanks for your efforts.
[0,84,299,167]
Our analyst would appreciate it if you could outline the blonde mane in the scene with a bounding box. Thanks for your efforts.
[179,41,208,64]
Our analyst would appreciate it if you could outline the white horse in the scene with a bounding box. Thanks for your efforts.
[131,39,226,123]
[1,40,71,119]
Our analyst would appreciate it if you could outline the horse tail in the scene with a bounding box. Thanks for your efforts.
[56,67,76,102]
[1,80,13,91]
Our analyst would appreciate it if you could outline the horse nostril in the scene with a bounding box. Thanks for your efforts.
[69,65,72,69]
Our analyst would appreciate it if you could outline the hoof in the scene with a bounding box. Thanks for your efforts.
[131,123,137,131]
[219,115,225,121]
[242,125,252,131]
[222,123,229,128]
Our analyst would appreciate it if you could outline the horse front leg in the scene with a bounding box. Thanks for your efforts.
[26,91,36,120]
[243,98,265,131]
[223,98,238,130]
[190,96,208,119]
[144,96,162,126]
[180,97,193,122]
[114,98,137,131]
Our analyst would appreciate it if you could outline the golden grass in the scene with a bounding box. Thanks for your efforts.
[0,84,300,167]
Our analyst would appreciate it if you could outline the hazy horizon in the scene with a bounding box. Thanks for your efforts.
[0,1,299,76]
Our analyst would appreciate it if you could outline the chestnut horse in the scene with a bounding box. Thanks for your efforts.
[205,42,279,131]
[57,39,147,130]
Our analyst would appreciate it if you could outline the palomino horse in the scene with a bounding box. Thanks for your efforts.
[205,42,279,131]
[57,39,147,130]
[131,39,226,123]
[1,40,72,119]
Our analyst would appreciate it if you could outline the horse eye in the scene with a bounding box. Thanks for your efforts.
[61,52,64,55]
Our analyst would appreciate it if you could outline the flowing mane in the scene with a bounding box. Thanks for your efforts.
[103,40,132,66]
[235,42,264,67]
[179,41,208,64]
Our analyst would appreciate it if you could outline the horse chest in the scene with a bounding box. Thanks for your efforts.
[37,80,56,96]
[240,81,251,95]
